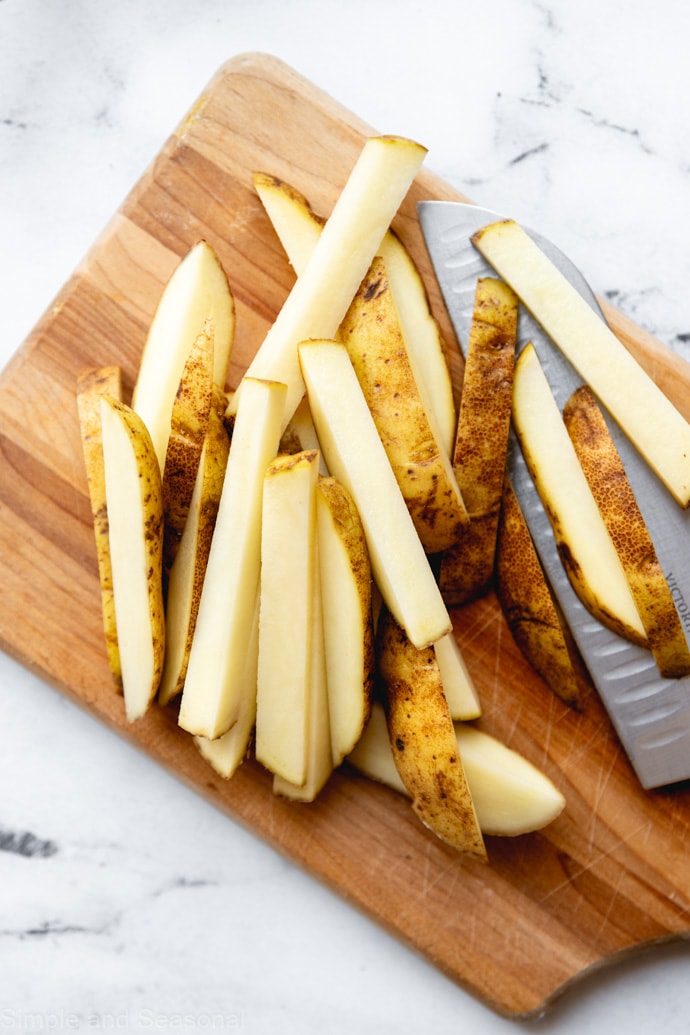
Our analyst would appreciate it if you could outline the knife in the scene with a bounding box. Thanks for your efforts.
[417,199,690,789]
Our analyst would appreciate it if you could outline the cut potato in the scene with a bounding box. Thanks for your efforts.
[473,218,690,508]
[253,171,457,456]
[178,377,287,740]
[100,395,165,722]
[564,385,690,678]
[285,396,329,475]
[272,537,334,801]
[231,136,427,427]
[439,277,517,605]
[76,365,123,691]
[161,322,215,575]
[433,633,482,721]
[132,239,235,471]
[255,450,320,786]
[496,479,588,709]
[158,407,230,706]
[194,593,260,780]
[299,339,451,650]
[348,703,566,837]
[376,608,486,858]
[339,256,468,554]
[253,172,323,273]
[317,476,375,765]
[512,343,647,647]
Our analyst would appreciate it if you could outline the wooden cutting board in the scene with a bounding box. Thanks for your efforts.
[1,52,689,1018]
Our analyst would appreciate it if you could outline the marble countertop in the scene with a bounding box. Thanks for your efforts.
[1,0,689,1031]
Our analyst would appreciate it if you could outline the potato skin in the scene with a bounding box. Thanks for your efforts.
[159,406,230,706]
[162,325,214,576]
[340,257,468,555]
[439,277,517,605]
[376,608,486,859]
[496,479,589,709]
[564,385,690,679]
[77,365,124,692]
[317,475,375,762]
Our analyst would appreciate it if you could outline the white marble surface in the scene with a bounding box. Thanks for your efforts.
[1,0,689,1031]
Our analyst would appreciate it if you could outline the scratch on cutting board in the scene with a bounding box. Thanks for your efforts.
[538,817,655,907]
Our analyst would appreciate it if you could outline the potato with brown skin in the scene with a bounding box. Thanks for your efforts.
[77,365,124,691]
[161,323,215,575]
[100,395,165,722]
[253,171,457,457]
[376,607,486,859]
[439,277,517,605]
[348,702,566,837]
[339,257,468,554]
[496,479,589,709]
[299,339,452,651]
[512,343,647,647]
[230,136,428,427]
[132,239,235,473]
[317,476,375,765]
[473,217,690,508]
[177,377,288,740]
[564,384,690,678]
[159,407,230,706]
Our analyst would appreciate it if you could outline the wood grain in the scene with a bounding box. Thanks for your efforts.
[1,52,689,1018]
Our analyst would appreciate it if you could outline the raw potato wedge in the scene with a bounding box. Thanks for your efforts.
[255,450,320,786]
[439,277,517,605]
[339,257,468,554]
[496,479,589,709]
[433,633,482,721]
[317,476,375,765]
[76,365,123,691]
[281,396,329,476]
[178,377,287,740]
[272,539,334,801]
[132,239,235,471]
[161,322,215,575]
[376,608,486,859]
[253,171,457,457]
[473,218,690,507]
[512,343,647,647]
[231,135,427,427]
[100,396,165,722]
[299,339,451,650]
[348,703,566,837]
[564,384,690,678]
[194,594,260,780]
[158,407,230,707]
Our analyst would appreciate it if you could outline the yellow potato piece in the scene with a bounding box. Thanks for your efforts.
[299,339,451,650]
[473,218,690,508]
[161,322,215,575]
[100,396,165,722]
[376,608,486,859]
[512,343,647,647]
[317,476,374,765]
[340,257,468,554]
[132,239,235,471]
[564,384,690,678]
[439,277,517,604]
[159,407,230,707]
[496,479,589,709]
[348,703,566,838]
[76,365,123,691]
[232,135,427,427]
[256,450,320,786]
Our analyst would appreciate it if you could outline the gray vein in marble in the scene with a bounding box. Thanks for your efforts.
[0,827,58,859]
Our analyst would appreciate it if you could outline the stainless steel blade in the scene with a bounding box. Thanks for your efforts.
[418,199,690,788]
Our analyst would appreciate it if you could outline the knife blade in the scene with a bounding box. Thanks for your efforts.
[418,199,690,789]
